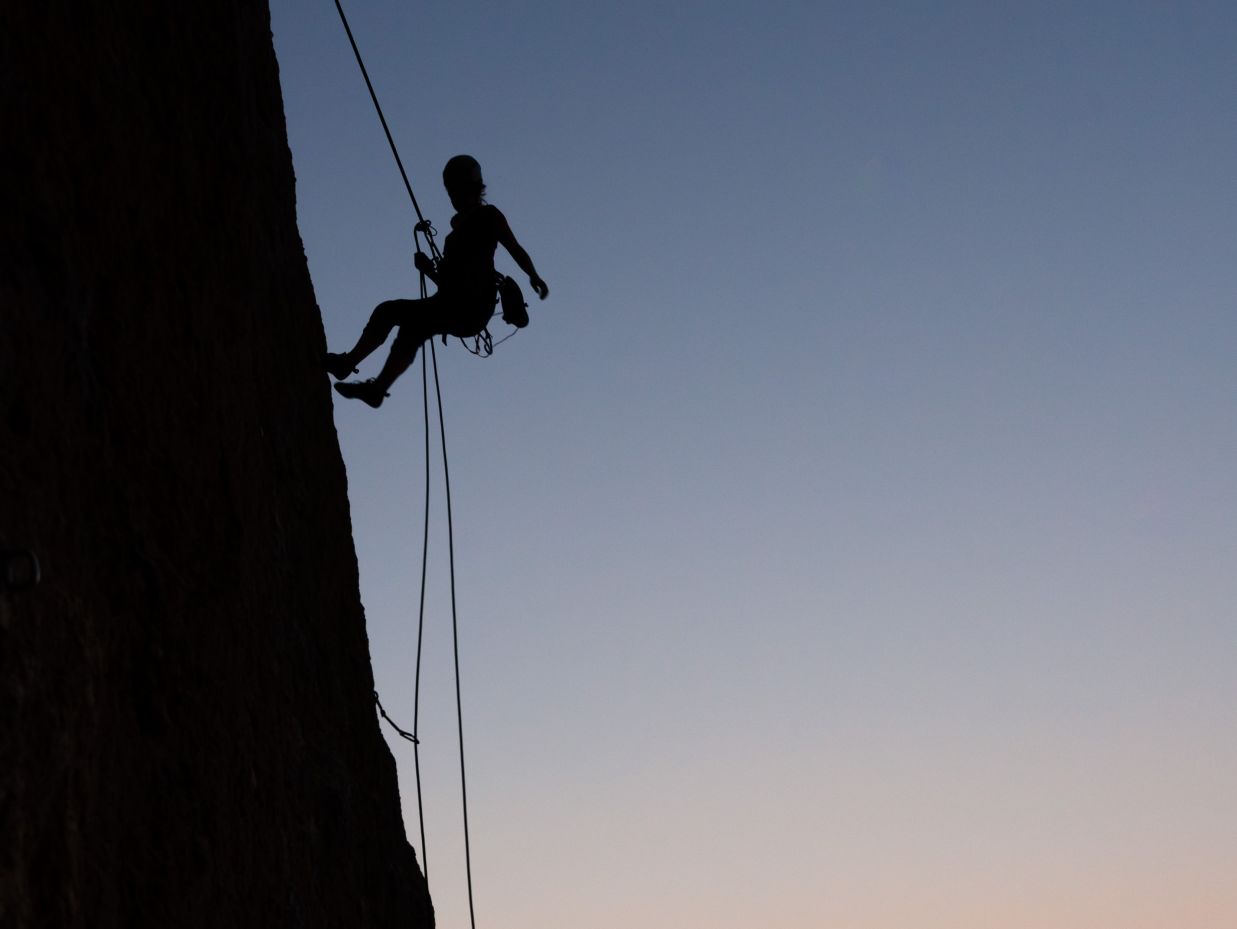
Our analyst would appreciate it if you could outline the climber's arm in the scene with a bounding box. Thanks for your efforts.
[495,211,548,299]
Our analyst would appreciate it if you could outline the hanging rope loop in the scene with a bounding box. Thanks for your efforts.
[374,691,419,744]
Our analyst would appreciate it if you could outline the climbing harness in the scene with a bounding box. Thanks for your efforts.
[452,275,527,357]
[332,2,480,926]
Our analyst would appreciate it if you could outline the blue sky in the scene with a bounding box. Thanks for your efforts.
[271,3,1237,926]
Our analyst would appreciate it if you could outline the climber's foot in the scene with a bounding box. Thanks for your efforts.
[334,379,387,409]
[325,352,358,380]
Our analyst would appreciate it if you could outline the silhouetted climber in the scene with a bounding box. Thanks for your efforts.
[327,155,549,408]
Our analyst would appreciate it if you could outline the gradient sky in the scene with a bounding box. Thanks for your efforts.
[269,3,1236,927]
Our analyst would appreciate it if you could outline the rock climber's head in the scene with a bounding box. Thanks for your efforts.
[443,154,485,210]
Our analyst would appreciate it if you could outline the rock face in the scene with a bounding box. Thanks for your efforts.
[1,4,433,927]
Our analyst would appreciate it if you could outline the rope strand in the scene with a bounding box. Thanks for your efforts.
[332,0,435,249]
[412,325,432,880]
[430,340,478,929]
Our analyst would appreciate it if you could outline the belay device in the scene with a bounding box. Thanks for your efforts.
[498,275,529,328]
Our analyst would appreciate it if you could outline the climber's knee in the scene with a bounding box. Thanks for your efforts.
[391,325,426,356]
[369,300,404,331]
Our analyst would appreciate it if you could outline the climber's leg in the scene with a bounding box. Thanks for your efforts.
[326,299,415,377]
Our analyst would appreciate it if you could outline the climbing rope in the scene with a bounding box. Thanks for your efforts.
[332,0,439,260]
[411,333,432,878]
[331,2,477,924]
[430,338,478,929]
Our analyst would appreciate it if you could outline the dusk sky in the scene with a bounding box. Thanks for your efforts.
[269,3,1236,927]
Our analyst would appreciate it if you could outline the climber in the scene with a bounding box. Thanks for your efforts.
[327,155,549,408]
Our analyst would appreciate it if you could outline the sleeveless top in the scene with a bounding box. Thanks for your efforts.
[440,204,504,301]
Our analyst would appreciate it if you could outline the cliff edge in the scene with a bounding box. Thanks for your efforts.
[1,4,432,927]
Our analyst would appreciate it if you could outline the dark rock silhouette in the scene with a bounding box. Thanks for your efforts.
[1,4,433,927]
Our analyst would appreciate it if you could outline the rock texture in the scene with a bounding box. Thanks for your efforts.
[1,4,433,927]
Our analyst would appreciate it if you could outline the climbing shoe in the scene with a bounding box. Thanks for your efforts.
[334,379,387,409]
[325,352,358,380]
